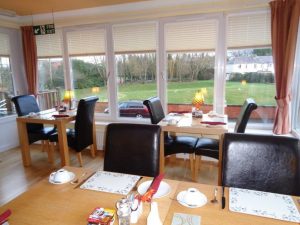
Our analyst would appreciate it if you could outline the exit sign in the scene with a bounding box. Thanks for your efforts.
[33,24,55,35]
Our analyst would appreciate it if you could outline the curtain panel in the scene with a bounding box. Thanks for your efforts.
[270,0,300,134]
[21,26,38,96]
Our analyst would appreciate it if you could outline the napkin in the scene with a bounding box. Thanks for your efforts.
[201,121,226,125]
[0,209,11,224]
[139,173,164,202]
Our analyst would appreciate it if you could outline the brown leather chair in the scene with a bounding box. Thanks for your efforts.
[221,133,300,196]
[49,96,98,166]
[143,97,198,176]
[194,98,257,180]
[104,123,161,177]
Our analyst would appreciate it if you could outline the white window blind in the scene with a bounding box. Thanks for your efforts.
[227,12,271,49]
[113,22,156,53]
[0,33,10,56]
[165,19,217,52]
[67,29,106,56]
[36,30,63,57]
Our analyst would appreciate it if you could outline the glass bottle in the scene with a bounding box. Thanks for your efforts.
[116,198,131,225]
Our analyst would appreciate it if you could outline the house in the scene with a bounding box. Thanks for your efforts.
[0,0,299,153]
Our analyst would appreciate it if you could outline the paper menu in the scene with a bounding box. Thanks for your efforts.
[229,187,300,223]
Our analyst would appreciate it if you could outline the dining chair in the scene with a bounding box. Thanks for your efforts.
[104,123,161,177]
[49,96,98,167]
[194,98,257,180]
[221,133,300,196]
[143,96,198,176]
[11,95,56,161]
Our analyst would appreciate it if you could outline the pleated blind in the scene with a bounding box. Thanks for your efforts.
[0,33,10,56]
[165,19,217,52]
[36,30,63,57]
[67,29,106,56]
[227,12,271,49]
[113,22,156,53]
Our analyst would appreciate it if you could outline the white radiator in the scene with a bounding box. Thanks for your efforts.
[96,129,105,150]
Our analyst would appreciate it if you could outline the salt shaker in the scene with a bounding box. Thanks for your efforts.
[116,198,131,225]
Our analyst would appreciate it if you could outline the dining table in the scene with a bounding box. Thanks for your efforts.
[158,113,228,173]
[0,166,299,225]
[16,109,96,167]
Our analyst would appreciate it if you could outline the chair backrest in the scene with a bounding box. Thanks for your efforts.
[221,133,300,196]
[74,96,98,151]
[143,96,165,124]
[234,98,257,133]
[11,95,43,132]
[104,123,161,177]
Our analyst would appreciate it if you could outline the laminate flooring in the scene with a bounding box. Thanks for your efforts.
[0,145,218,206]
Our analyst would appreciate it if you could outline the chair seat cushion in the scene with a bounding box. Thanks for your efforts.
[49,129,84,152]
[194,138,219,159]
[28,127,56,144]
[164,135,198,156]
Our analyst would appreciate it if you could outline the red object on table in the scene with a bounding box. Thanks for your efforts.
[0,209,11,224]
[52,114,69,118]
[201,121,226,125]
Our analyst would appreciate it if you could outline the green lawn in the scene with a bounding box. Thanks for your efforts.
[73,80,276,106]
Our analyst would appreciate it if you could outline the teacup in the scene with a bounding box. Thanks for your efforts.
[50,169,71,183]
[183,188,202,206]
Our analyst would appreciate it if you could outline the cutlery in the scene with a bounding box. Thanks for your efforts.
[210,187,218,204]
[74,171,96,188]
[71,172,87,184]
[221,186,225,209]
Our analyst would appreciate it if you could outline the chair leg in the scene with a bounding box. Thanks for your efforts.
[77,152,83,167]
[48,141,55,164]
[194,155,201,182]
[189,154,195,181]
[41,140,46,152]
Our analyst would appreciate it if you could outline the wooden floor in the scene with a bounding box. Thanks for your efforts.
[0,145,218,206]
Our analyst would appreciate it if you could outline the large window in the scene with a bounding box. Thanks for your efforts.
[165,19,217,113]
[0,33,14,116]
[226,12,275,124]
[113,22,157,119]
[66,28,107,113]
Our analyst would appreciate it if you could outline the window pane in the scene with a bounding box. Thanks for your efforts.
[0,56,14,115]
[165,19,217,113]
[113,22,157,119]
[225,48,275,124]
[67,28,107,113]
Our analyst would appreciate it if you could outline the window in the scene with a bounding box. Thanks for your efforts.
[165,19,217,113]
[113,22,157,119]
[226,12,275,125]
[66,27,107,113]
[36,30,65,108]
[0,32,14,116]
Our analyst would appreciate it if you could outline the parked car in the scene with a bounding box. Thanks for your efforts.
[104,100,150,118]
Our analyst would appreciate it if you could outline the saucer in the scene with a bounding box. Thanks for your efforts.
[137,180,171,198]
[49,171,75,184]
[176,190,207,208]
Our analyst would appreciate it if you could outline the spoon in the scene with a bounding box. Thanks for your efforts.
[71,172,87,184]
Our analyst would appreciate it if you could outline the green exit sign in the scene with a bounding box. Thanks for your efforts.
[33,24,55,35]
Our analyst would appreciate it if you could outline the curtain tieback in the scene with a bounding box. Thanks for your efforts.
[275,95,291,108]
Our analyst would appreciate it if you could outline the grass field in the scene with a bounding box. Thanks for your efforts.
[74,80,276,106]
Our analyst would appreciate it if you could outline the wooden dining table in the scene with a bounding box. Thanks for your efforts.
[158,113,228,173]
[0,166,299,225]
[16,109,96,167]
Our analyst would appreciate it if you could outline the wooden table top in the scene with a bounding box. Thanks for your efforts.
[0,167,299,225]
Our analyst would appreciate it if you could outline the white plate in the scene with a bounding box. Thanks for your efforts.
[176,190,207,208]
[137,180,171,199]
[49,172,75,185]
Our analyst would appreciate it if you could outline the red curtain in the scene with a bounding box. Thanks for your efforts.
[270,0,300,134]
[21,26,38,96]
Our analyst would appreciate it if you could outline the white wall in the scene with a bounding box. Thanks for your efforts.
[0,115,19,152]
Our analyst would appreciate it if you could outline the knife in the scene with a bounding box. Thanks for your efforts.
[74,171,96,189]
[221,186,226,209]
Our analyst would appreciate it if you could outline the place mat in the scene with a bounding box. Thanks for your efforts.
[80,171,141,195]
[171,213,201,225]
[229,187,300,223]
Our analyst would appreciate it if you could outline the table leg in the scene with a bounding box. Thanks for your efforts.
[90,120,96,158]
[159,131,165,173]
[17,120,31,166]
[57,122,70,166]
